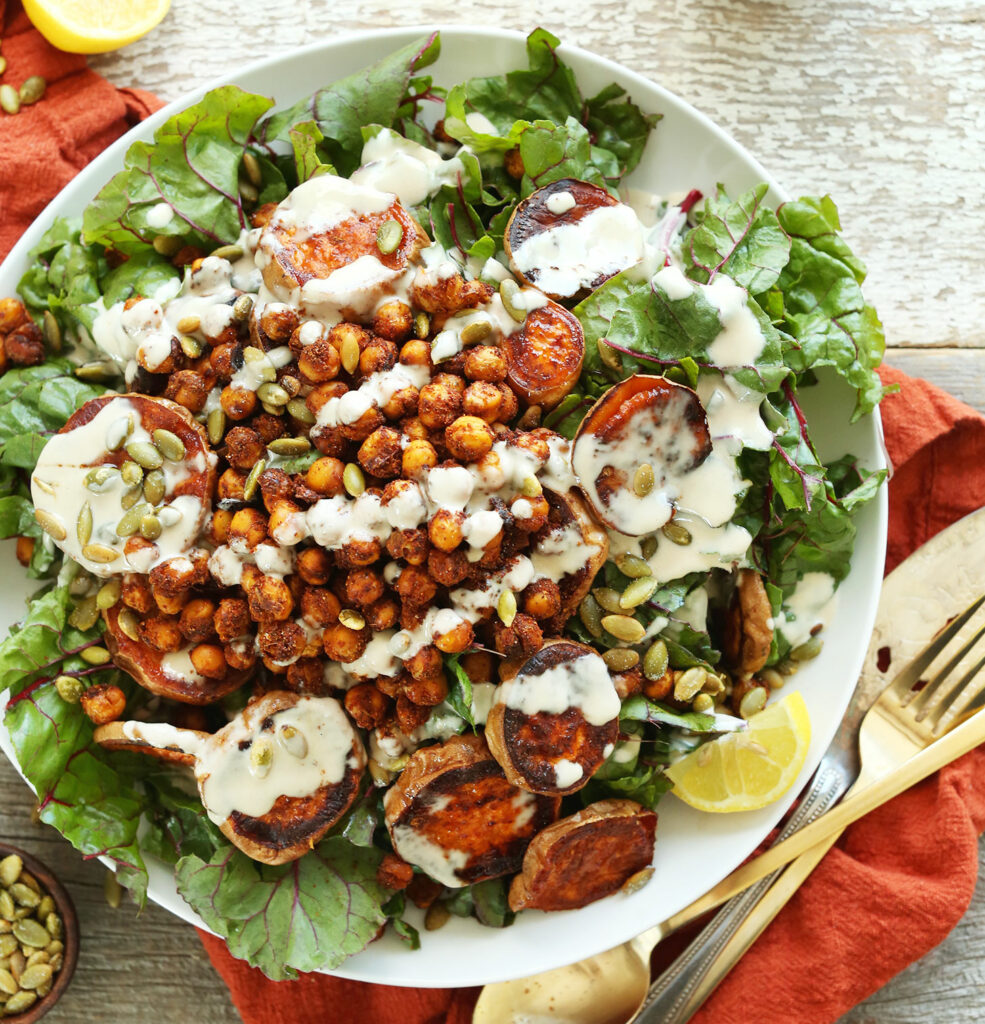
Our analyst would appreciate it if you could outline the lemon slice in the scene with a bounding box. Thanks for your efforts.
[23,0,171,54]
[665,692,811,813]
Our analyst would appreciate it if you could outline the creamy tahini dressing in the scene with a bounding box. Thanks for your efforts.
[350,128,465,207]
[390,819,470,888]
[773,572,838,648]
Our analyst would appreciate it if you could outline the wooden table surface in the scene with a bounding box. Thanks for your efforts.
[2,0,984,1020]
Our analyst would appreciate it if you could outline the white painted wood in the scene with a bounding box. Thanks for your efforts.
[0,0,978,1019]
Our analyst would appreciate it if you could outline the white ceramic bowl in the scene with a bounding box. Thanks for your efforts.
[0,26,887,987]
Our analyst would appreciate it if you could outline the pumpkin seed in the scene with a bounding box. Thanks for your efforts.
[68,596,99,632]
[47,953,62,974]
[74,361,117,382]
[643,639,669,681]
[280,376,301,399]
[249,738,273,777]
[759,667,785,690]
[4,990,37,1014]
[238,180,259,204]
[25,949,48,968]
[376,218,404,255]
[367,758,393,787]
[19,962,52,990]
[777,659,799,677]
[0,83,19,115]
[739,685,769,719]
[210,244,244,262]
[243,459,266,501]
[139,514,162,540]
[242,150,263,187]
[80,645,111,665]
[692,693,715,713]
[661,521,692,546]
[76,502,93,546]
[152,234,182,256]
[180,334,203,359]
[55,675,84,703]
[615,553,652,579]
[85,464,120,491]
[11,919,48,949]
[514,476,541,502]
[207,407,227,445]
[117,502,151,538]
[286,399,315,425]
[414,312,430,339]
[338,609,366,630]
[257,381,290,407]
[598,339,622,371]
[496,588,517,628]
[232,294,254,322]
[640,535,658,560]
[620,866,654,895]
[9,949,26,979]
[340,334,360,374]
[499,279,526,323]
[602,614,645,644]
[791,635,823,662]
[117,608,140,641]
[158,505,183,527]
[45,940,62,956]
[0,857,20,890]
[261,401,284,417]
[0,935,16,959]
[18,75,45,105]
[342,462,364,497]
[592,587,623,614]
[31,476,56,496]
[104,870,122,909]
[176,314,201,334]
[0,893,13,923]
[674,667,707,702]
[703,673,726,696]
[578,594,603,638]
[516,405,542,430]
[267,436,311,456]
[142,469,166,506]
[424,901,451,931]
[42,309,61,352]
[19,873,40,895]
[620,576,659,609]
[125,440,163,470]
[120,486,142,510]
[460,319,491,345]
[33,509,66,541]
[0,967,15,996]
[120,461,143,488]
[152,428,186,461]
[603,647,640,672]
[0,57,6,76]
[633,463,655,497]
[277,724,308,760]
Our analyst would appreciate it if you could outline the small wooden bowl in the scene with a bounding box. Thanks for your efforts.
[0,842,79,1023]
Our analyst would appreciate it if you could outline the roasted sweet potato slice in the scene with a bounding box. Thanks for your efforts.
[503,301,584,410]
[571,375,713,536]
[723,568,774,674]
[30,393,217,577]
[257,173,428,304]
[485,640,620,796]
[92,719,204,766]
[508,799,657,912]
[383,733,560,887]
[504,178,643,301]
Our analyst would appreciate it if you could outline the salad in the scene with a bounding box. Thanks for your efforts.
[0,29,887,978]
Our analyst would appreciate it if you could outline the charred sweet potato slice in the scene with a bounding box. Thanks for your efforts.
[572,375,712,536]
[503,301,584,410]
[486,640,620,796]
[723,568,774,674]
[384,733,560,887]
[505,178,642,301]
[92,719,204,766]
[509,799,657,912]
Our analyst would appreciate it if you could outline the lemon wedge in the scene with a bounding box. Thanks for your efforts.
[23,0,171,54]
[665,691,812,813]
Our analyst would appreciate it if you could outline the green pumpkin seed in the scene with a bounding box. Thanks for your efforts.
[249,738,273,777]
[342,462,364,497]
[424,901,451,932]
[376,218,404,255]
[277,724,308,760]
[238,180,259,205]
[25,951,48,969]
[641,535,658,560]
[11,919,48,949]
[81,645,111,665]
[620,575,659,609]
[603,647,639,672]
[0,966,16,995]
[20,873,41,895]
[19,962,52,990]
[0,856,22,889]
[76,502,93,545]
[33,509,66,542]
[598,339,622,371]
[338,609,366,630]
[0,935,17,959]
[577,594,603,638]
[633,463,655,497]
[210,244,244,262]
[601,614,645,644]
[119,460,142,488]
[176,314,201,334]
[414,312,430,339]
[125,440,163,470]
[621,866,654,895]
[661,521,692,546]
[777,659,799,677]
[85,464,119,492]
[116,608,140,642]
[242,150,263,187]
[260,401,284,417]
[703,673,727,696]
[46,940,62,958]
[42,309,61,352]
[759,667,785,690]
[4,990,37,1014]
[82,543,119,564]
[643,639,669,681]
[0,83,20,115]
[152,234,182,256]
[152,428,186,462]
[120,486,142,510]
[139,514,162,540]
[104,870,122,909]
[497,588,517,627]
[0,892,14,922]
[180,334,203,359]
[340,334,360,374]
[279,376,301,399]
[142,469,166,506]
[459,319,491,345]
[0,57,6,77]
[615,553,652,579]
[257,381,290,407]
[519,475,542,498]
[592,587,623,614]
[117,503,151,538]
[243,459,266,502]
[31,476,56,496]
[54,675,84,703]
[74,361,117,382]
[674,667,707,702]
[207,407,227,446]
[286,398,315,425]
[692,693,715,713]
[267,436,311,456]
[68,596,99,632]
[739,685,769,719]
[18,75,45,106]
[232,294,254,323]
[499,279,526,323]
[48,952,62,973]
[790,635,823,662]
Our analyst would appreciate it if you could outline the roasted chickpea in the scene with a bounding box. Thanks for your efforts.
[613,668,644,700]
[267,501,306,545]
[643,667,673,702]
[428,509,465,552]
[179,599,217,642]
[224,640,257,672]
[81,683,127,725]
[298,339,341,383]
[445,415,494,462]
[209,342,237,380]
[403,671,450,706]
[344,682,391,729]
[307,456,345,496]
[208,508,233,545]
[405,644,443,682]
[365,595,400,631]
[358,338,398,376]
[229,507,268,549]
[150,550,208,596]
[386,527,430,566]
[358,426,403,478]
[496,383,519,423]
[464,345,508,383]
[0,297,29,332]
[345,568,385,608]
[224,426,265,470]
[121,576,154,614]
[138,615,184,653]
[327,322,371,359]
[400,417,431,442]
[376,852,414,891]
[523,578,562,620]
[301,586,341,627]
[395,565,438,608]
[220,385,258,421]
[247,575,294,622]
[188,643,227,679]
[287,657,327,695]
[306,380,348,418]
[380,385,420,421]
[335,536,384,568]
[399,339,432,368]
[151,590,189,616]
[258,303,300,342]
[258,621,306,663]
[493,613,544,657]
[373,301,414,342]
[409,272,493,316]
[462,381,505,423]
[418,374,464,430]
[322,622,369,662]
[433,620,473,654]
[218,468,247,502]
[164,370,209,413]
[396,693,431,733]
[514,431,550,461]
[427,548,469,586]
[295,547,333,586]
[512,493,550,532]
[461,650,494,685]
[254,412,288,444]
[342,406,386,443]
[401,438,438,478]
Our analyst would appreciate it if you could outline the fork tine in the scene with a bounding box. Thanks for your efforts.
[922,649,985,730]
[891,593,985,696]
[909,620,985,713]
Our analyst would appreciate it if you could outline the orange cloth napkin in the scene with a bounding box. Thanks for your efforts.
[2,9,983,1020]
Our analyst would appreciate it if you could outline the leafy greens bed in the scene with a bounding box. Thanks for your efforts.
[0,29,886,977]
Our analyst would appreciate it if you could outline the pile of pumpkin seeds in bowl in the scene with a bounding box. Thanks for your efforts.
[0,855,66,1018]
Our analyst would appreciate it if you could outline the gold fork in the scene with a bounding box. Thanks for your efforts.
[637,592,985,1024]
